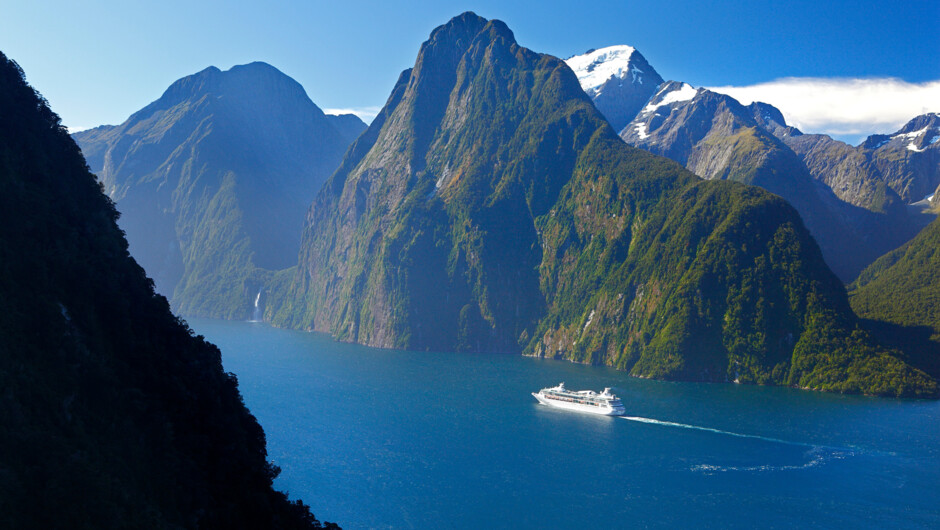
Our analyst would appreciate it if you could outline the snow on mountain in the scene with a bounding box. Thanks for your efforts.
[565,45,639,96]
[877,114,940,153]
[564,45,664,133]
[641,83,699,115]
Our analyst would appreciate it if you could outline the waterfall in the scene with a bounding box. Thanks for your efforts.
[251,289,262,322]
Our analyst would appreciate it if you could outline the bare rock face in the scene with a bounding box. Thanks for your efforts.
[755,107,940,212]
[868,114,940,203]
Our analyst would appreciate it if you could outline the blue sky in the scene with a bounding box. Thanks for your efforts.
[2,1,937,142]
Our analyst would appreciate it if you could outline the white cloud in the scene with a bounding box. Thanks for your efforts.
[707,77,940,142]
[324,106,382,124]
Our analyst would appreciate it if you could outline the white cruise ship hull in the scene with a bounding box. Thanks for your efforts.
[532,392,625,416]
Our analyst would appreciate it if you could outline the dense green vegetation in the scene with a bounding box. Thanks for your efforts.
[273,13,936,397]
[849,217,940,378]
[0,52,336,528]
[73,63,364,320]
[851,217,940,335]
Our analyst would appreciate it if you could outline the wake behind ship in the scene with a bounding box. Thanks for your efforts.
[532,383,625,416]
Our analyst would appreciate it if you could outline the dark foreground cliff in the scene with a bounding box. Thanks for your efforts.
[0,52,336,528]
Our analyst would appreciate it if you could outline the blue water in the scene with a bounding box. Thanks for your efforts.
[190,319,940,529]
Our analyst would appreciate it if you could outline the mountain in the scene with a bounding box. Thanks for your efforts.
[565,46,664,133]
[849,215,940,378]
[270,12,935,397]
[755,109,940,212]
[872,113,940,202]
[327,112,372,144]
[0,52,334,528]
[852,214,940,337]
[73,63,365,319]
[620,82,918,280]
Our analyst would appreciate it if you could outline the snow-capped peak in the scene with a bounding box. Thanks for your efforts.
[565,45,640,96]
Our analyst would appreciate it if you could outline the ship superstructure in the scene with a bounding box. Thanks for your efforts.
[532,383,625,416]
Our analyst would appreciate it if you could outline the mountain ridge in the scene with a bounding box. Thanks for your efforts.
[618,81,918,280]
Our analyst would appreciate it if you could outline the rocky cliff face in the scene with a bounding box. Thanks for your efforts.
[755,108,940,212]
[0,51,332,529]
[867,114,940,203]
[272,13,935,397]
[73,63,364,319]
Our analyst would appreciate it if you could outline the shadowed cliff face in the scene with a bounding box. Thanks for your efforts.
[0,51,332,528]
[272,12,935,397]
[73,63,365,319]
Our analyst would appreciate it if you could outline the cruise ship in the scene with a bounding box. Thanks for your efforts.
[532,383,625,416]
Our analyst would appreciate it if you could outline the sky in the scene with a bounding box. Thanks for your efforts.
[2,0,938,144]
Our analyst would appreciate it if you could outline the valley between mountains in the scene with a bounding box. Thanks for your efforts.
[72,13,940,397]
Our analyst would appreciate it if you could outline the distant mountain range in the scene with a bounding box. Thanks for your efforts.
[268,12,935,397]
[763,112,940,207]
[0,51,330,528]
[74,63,365,319]
[567,47,938,280]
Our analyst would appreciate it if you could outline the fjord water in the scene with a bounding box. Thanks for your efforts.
[191,319,940,529]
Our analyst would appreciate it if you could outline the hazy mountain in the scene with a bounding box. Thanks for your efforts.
[620,83,919,280]
[73,62,365,319]
[0,51,333,528]
[270,12,934,397]
[565,46,664,132]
